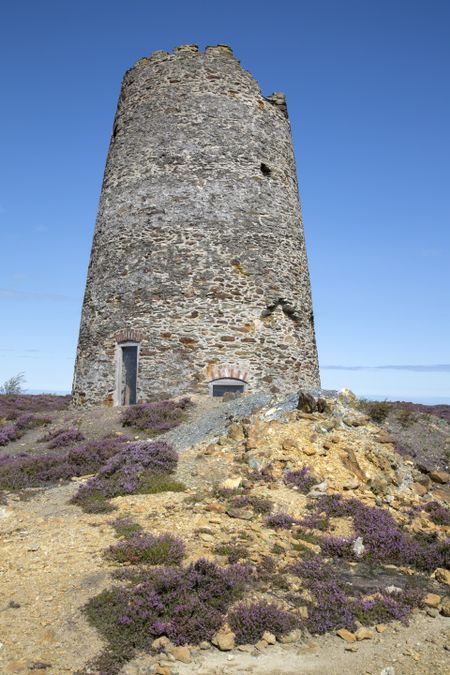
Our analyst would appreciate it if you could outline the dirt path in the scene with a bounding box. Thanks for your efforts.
[0,484,113,674]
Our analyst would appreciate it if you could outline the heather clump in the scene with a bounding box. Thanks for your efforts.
[309,495,449,571]
[0,424,19,446]
[0,435,130,491]
[359,399,391,423]
[214,543,250,563]
[320,535,355,558]
[228,600,297,644]
[422,501,450,526]
[40,428,85,449]
[284,466,318,494]
[291,555,425,634]
[230,494,273,514]
[121,397,191,434]
[109,517,143,539]
[0,394,69,448]
[265,512,298,530]
[0,394,70,419]
[72,441,180,512]
[85,558,252,672]
[106,532,185,566]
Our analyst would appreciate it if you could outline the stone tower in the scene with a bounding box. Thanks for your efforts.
[72,44,320,406]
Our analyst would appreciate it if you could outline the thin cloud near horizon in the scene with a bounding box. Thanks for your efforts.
[0,288,79,303]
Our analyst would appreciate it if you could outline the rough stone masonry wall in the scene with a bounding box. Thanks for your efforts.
[72,44,320,406]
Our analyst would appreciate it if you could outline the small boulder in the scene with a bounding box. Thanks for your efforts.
[355,627,373,640]
[429,470,449,484]
[262,631,276,645]
[170,645,191,664]
[212,627,236,651]
[424,592,441,608]
[221,477,242,490]
[434,568,450,585]
[336,628,356,642]
[152,636,174,652]
[278,628,302,644]
[297,392,317,413]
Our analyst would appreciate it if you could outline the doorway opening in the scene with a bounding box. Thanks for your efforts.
[120,344,138,405]
[209,378,247,397]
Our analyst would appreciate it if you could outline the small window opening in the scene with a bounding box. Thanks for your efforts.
[209,377,247,397]
[260,163,272,176]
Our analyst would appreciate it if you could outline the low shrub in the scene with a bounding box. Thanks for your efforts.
[228,600,297,644]
[0,424,19,446]
[265,512,297,530]
[0,394,71,420]
[320,536,355,558]
[249,464,276,483]
[40,428,85,448]
[359,399,391,424]
[0,435,130,491]
[121,397,191,433]
[230,494,273,514]
[423,501,450,526]
[214,543,249,563]
[106,532,185,566]
[291,554,425,635]
[109,517,143,539]
[137,473,186,494]
[307,494,449,572]
[85,558,252,672]
[284,467,317,494]
[71,441,180,512]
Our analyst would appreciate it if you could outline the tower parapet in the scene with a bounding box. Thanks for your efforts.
[72,45,320,406]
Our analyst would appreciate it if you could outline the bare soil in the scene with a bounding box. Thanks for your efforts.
[0,395,449,675]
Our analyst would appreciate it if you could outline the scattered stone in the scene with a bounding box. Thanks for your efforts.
[262,631,276,645]
[255,638,268,650]
[302,446,316,456]
[355,627,374,640]
[412,482,428,496]
[282,439,299,452]
[220,477,242,490]
[226,507,253,520]
[170,645,191,663]
[380,668,395,675]
[377,430,394,444]
[352,536,365,557]
[429,470,449,484]
[344,478,360,491]
[237,644,255,653]
[433,568,450,585]
[376,624,387,633]
[297,392,317,413]
[227,422,245,441]
[278,628,302,644]
[155,665,171,675]
[336,628,356,642]
[344,643,359,652]
[199,641,210,650]
[424,592,441,608]
[152,636,174,651]
[212,627,235,651]
[427,607,439,617]
[440,599,450,617]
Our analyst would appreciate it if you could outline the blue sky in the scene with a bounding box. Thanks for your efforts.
[0,0,449,402]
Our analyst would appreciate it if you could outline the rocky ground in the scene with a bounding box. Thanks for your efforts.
[0,391,449,675]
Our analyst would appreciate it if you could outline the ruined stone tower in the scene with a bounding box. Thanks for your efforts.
[72,44,320,406]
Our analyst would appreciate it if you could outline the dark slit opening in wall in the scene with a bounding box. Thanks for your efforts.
[260,163,271,176]
[121,345,138,405]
